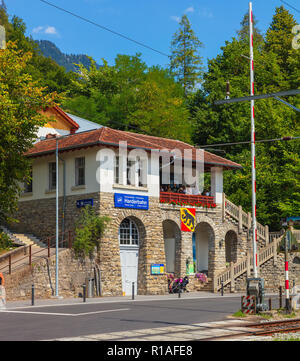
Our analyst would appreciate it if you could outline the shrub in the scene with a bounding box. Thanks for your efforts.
[0,232,13,250]
[73,206,110,259]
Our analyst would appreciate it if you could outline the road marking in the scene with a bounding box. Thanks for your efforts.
[0,308,130,317]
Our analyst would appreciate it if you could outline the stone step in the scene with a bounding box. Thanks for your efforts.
[1,226,45,248]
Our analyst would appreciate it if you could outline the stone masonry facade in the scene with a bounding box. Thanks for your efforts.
[7,191,256,298]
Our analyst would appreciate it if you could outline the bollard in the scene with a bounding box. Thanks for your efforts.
[132,282,135,300]
[83,284,86,303]
[31,284,35,306]
[279,286,282,309]
[221,281,224,296]
[269,298,272,311]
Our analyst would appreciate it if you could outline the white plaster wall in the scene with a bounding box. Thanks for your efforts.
[20,146,161,202]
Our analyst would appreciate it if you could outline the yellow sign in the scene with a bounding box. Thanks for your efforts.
[180,208,196,232]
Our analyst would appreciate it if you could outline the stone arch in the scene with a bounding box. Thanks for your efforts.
[194,222,215,276]
[162,219,181,274]
[225,230,238,264]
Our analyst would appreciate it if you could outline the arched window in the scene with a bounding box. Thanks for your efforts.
[119,218,139,246]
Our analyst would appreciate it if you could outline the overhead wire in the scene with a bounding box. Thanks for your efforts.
[39,0,170,58]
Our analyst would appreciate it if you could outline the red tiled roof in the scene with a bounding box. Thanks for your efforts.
[26,127,242,170]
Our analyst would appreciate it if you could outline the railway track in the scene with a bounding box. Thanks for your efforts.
[200,318,300,341]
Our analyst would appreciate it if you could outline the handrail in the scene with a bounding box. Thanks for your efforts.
[160,192,214,205]
[224,195,268,242]
[215,235,283,292]
[0,230,74,275]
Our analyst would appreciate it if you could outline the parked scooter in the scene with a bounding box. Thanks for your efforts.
[169,276,189,294]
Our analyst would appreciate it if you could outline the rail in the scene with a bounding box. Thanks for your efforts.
[160,192,214,205]
[214,235,283,292]
[0,230,74,275]
[223,194,268,242]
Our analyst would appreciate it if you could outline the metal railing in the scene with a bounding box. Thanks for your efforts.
[0,230,74,275]
[160,192,215,205]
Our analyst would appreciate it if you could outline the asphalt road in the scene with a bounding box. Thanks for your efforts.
[0,295,248,341]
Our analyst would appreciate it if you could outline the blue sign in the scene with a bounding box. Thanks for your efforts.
[76,199,94,208]
[114,193,149,210]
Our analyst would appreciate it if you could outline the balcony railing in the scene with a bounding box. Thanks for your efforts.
[160,192,214,205]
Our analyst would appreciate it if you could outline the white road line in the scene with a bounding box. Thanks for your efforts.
[0,308,130,317]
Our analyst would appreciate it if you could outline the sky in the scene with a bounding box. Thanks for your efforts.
[4,0,300,69]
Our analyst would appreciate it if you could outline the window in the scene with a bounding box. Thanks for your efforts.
[24,168,33,193]
[49,162,56,190]
[127,159,135,186]
[114,155,120,184]
[75,157,85,186]
[138,157,147,187]
[119,218,139,246]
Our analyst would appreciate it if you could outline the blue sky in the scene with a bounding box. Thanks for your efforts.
[5,0,300,69]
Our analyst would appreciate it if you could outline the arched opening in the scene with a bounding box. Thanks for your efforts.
[193,222,215,276]
[162,220,181,274]
[119,217,144,296]
[225,230,238,264]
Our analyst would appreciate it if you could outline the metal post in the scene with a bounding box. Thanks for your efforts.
[221,281,224,296]
[132,282,135,300]
[47,238,50,258]
[55,138,59,297]
[279,286,282,309]
[249,2,258,278]
[83,284,86,303]
[269,298,272,311]
[285,232,290,312]
[31,284,35,306]
[29,245,32,266]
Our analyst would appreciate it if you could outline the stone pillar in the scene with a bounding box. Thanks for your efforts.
[179,231,193,276]
[211,167,223,205]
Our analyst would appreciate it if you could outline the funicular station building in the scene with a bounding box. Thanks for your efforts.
[10,106,265,297]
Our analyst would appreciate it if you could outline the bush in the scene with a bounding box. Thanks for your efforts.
[73,206,110,259]
[0,232,13,250]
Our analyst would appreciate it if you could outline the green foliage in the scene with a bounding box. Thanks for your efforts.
[0,231,13,250]
[169,14,204,95]
[0,9,75,94]
[63,55,192,142]
[73,206,110,259]
[190,6,300,230]
[0,42,58,224]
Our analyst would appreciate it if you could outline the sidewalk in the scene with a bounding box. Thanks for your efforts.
[4,291,248,309]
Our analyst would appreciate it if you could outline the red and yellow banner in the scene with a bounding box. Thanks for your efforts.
[180,208,196,232]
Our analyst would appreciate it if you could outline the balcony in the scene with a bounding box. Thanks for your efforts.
[160,192,215,207]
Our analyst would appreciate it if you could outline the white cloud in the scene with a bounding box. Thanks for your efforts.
[185,7,194,14]
[45,26,58,35]
[32,26,44,34]
[170,15,181,23]
[32,25,59,36]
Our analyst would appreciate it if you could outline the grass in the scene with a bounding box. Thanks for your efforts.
[232,310,247,318]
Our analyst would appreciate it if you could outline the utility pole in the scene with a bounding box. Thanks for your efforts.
[249,2,258,278]
[55,138,59,297]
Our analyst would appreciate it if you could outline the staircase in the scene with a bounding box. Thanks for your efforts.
[213,194,285,293]
[1,226,45,248]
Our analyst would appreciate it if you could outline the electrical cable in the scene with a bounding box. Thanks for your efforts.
[197,136,300,148]
[39,0,170,58]
[279,0,300,14]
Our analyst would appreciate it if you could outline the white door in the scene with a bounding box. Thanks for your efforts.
[120,247,139,296]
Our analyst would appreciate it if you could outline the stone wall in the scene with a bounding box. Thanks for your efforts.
[9,191,252,297]
[9,192,101,241]
[4,249,96,301]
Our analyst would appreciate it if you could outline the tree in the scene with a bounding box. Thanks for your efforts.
[63,54,192,142]
[190,7,300,230]
[0,42,58,224]
[73,206,110,259]
[169,15,204,95]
